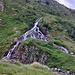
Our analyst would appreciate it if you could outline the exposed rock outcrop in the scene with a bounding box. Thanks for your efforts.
[11,45,49,64]
[0,0,4,12]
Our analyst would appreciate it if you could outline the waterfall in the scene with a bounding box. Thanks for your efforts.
[53,44,69,53]
[2,18,45,60]
[2,41,20,60]
[2,17,70,60]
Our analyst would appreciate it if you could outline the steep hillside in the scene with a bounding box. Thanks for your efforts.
[0,0,75,57]
[0,0,75,74]
[7,38,75,73]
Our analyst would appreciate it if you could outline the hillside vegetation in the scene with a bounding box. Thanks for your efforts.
[0,60,60,75]
[0,0,75,74]
[11,38,75,72]
[0,0,75,58]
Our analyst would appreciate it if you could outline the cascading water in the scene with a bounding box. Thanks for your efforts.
[53,44,69,53]
[2,17,70,61]
[18,17,48,41]
[2,17,48,60]
[2,41,20,60]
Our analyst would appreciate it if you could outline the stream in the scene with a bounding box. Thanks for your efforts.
[2,18,47,60]
[2,18,69,60]
[53,44,69,53]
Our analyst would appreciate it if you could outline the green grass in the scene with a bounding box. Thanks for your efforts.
[0,60,59,75]
[18,38,75,73]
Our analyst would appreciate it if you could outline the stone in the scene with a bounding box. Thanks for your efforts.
[0,0,4,12]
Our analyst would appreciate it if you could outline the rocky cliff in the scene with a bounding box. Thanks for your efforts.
[0,0,4,12]
[11,44,49,64]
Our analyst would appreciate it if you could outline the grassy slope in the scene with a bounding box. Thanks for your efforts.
[19,38,75,72]
[0,60,59,75]
[0,0,75,58]
[0,0,75,74]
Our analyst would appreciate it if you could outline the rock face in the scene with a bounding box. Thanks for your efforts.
[0,0,4,12]
[11,45,49,64]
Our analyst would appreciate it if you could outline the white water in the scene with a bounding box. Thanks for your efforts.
[2,41,20,60]
[31,17,42,30]
[2,18,45,60]
[18,17,48,41]
[53,44,69,53]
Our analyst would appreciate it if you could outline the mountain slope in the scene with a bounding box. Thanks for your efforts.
[0,0,75,74]
[8,38,75,73]
[0,0,75,57]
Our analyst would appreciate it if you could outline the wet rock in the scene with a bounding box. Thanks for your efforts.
[50,67,75,75]
[9,44,48,65]
[40,52,48,64]
[0,0,4,12]
[0,19,2,23]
